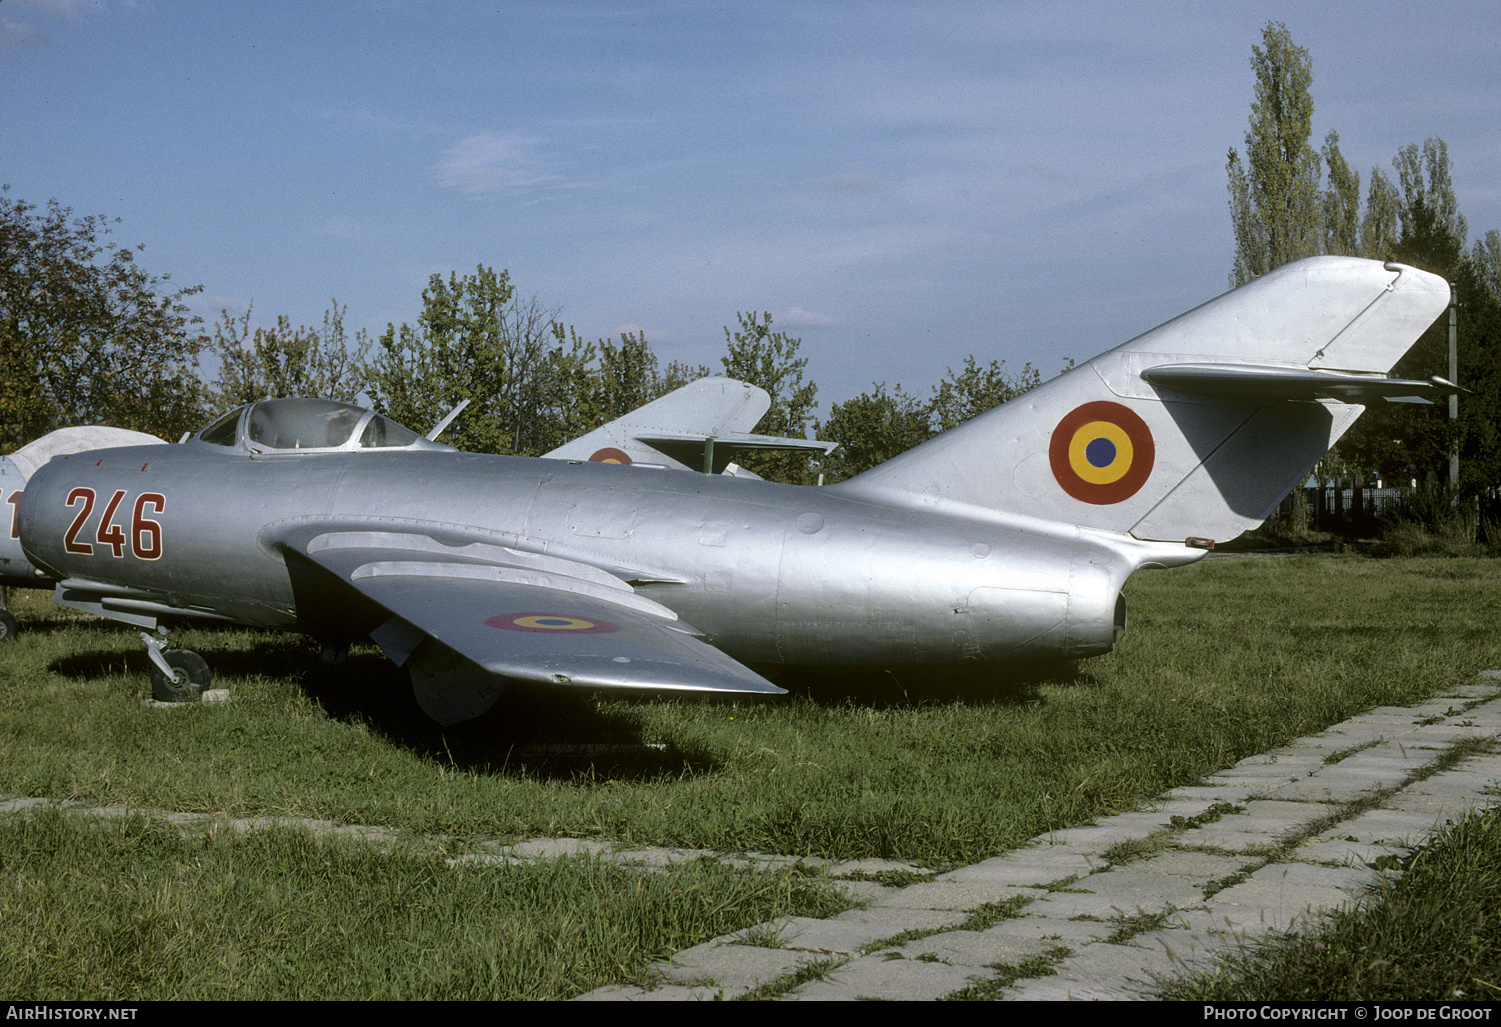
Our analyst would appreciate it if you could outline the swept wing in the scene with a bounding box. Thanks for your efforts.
[268,524,782,724]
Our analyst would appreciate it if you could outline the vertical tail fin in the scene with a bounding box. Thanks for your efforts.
[837,257,1451,543]
[543,377,770,468]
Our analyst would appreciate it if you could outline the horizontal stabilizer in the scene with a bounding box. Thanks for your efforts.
[1142,364,1464,404]
[635,430,836,474]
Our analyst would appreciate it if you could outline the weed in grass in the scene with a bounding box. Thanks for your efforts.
[835,868,935,888]
[1323,741,1382,764]
[1106,909,1174,945]
[1168,801,1243,831]
[732,955,847,1000]
[735,920,793,949]
[1102,832,1172,866]
[940,946,1073,999]
[1200,866,1260,900]
[955,894,1034,931]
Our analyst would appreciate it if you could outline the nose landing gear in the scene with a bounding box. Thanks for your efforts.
[140,631,212,703]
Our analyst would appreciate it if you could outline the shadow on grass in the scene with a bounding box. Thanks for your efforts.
[43,619,1091,782]
[764,659,1090,707]
[301,652,744,782]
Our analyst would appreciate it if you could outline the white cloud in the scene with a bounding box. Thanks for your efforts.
[781,307,840,329]
[435,133,551,194]
[12,0,95,19]
[0,17,47,48]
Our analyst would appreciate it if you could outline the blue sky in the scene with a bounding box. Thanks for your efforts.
[4,0,1498,420]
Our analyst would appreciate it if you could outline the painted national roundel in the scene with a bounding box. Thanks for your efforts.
[1048,401,1155,505]
[589,447,632,464]
[486,613,621,634]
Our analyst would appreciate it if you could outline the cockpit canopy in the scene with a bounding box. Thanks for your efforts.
[194,399,455,454]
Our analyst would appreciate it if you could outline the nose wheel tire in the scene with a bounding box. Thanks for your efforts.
[0,611,16,643]
[149,649,212,703]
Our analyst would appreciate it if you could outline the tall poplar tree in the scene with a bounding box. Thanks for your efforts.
[1226,22,1323,286]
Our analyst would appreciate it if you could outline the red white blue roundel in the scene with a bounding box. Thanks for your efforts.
[486,613,621,634]
[1048,401,1155,505]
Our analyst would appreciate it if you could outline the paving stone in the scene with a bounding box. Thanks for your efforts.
[829,905,971,934]
[1003,977,1146,1001]
[1126,928,1240,976]
[891,927,1060,968]
[868,879,1032,910]
[1383,791,1496,816]
[785,954,986,1001]
[1307,724,1400,746]
[1200,862,1382,934]
[978,915,1117,948]
[1129,849,1260,885]
[1171,900,1332,939]
[890,929,1022,968]
[1233,751,1329,774]
[656,940,823,990]
[1332,807,1457,845]
[1295,838,1412,867]
[1403,768,1501,795]
[1039,940,1189,998]
[942,848,1099,887]
[722,916,895,956]
[1028,821,1160,854]
[1174,799,1338,850]
[1018,867,1206,920]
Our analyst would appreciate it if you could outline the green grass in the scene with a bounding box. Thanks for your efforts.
[0,806,849,1000]
[3,556,1498,864]
[2,554,1500,998]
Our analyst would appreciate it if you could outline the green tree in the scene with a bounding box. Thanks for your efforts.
[1321,130,1361,257]
[592,331,665,423]
[362,266,573,454]
[817,382,930,482]
[0,187,205,448]
[1332,138,1479,505]
[818,358,1060,482]
[1227,22,1323,285]
[542,324,712,447]
[206,301,370,409]
[929,357,1046,433]
[1359,166,1402,260]
[720,312,819,484]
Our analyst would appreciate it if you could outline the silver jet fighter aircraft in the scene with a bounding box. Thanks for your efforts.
[16,257,1452,723]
